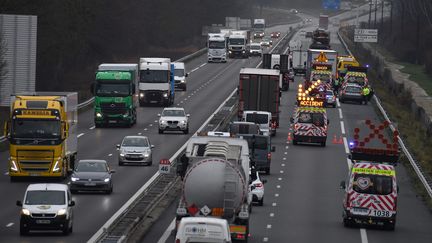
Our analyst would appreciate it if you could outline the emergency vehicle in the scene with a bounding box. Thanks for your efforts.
[341,121,400,230]
[342,66,368,87]
[337,55,360,78]
[291,82,329,146]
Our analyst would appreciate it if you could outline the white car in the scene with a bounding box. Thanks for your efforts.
[176,217,231,243]
[249,43,263,56]
[117,136,154,166]
[158,107,190,134]
[16,183,75,235]
[251,171,266,206]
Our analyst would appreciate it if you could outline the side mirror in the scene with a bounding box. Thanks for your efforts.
[262,179,268,184]
[110,170,116,174]
[151,145,155,149]
[340,181,346,190]
[185,73,189,77]
[90,83,95,95]
[16,200,22,207]
[69,201,75,207]
[271,146,276,152]
[116,144,120,149]
[290,117,294,123]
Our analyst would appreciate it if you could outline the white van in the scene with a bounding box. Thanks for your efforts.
[175,217,231,243]
[16,183,75,235]
[173,62,188,91]
[243,110,275,136]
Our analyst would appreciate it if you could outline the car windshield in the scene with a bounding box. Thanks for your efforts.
[209,41,226,49]
[12,119,61,139]
[76,161,108,172]
[122,137,149,147]
[139,70,169,83]
[229,38,244,45]
[326,91,334,96]
[95,82,130,96]
[346,86,361,93]
[353,174,393,195]
[174,69,184,77]
[162,109,185,117]
[25,190,65,205]
[298,112,325,126]
[250,45,261,50]
[245,113,269,124]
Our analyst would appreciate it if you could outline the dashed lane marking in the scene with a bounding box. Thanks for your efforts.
[138,133,142,135]
[267,224,272,229]
[89,126,95,130]
[263,237,269,242]
[338,108,343,119]
[276,185,281,188]
[343,136,349,154]
[340,121,346,134]
[272,202,277,207]
[108,154,112,157]
[336,98,341,107]
[144,128,148,131]
[4,172,9,175]
[281,163,285,167]
[275,194,279,197]
[6,223,13,227]
[149,124,153,127]
[278,178,282,181]
[285,146,289,149]
[77,133,85,138]
[270,213,274,217]
[154,120,158,123]
[284,151,288,155]
[280,170,284,174]
[360,228,368,243]
[283,157,286,160]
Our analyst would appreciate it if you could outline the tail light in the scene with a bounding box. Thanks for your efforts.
[175,239,180,243]
[267,152,271,160]
[254,183,263,188]
[345,192,350,208]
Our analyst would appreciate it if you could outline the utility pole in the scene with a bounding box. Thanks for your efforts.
[369,0,373,28]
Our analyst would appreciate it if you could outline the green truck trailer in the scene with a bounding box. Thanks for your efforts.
[91,64,138,127]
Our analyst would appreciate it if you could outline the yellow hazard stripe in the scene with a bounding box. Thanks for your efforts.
[230,225,247,233]
[352,168,395,176]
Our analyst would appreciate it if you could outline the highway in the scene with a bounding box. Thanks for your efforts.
[142,8,432,243]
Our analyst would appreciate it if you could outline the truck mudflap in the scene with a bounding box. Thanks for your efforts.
[230,225,248,241]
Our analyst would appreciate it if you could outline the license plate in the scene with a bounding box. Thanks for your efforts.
[85,182,96,186]
[108,120,117,123]
[29,173,39,176]
[36,220,51,224]
[352,207,369,215]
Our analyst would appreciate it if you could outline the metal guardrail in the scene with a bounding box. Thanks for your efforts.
[0,136,6,143]
[337,31,432,199]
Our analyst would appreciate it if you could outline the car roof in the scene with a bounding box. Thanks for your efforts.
[27,183,68,191]
[163,107,184,111]
[172,62,185,69]
[179,217,228,224]
[123,135,148,139]
[78,159,108,164]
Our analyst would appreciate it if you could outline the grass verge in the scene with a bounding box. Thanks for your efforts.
[396,62,432,96]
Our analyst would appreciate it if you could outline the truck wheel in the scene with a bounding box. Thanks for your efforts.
[118,161,124,166]
[183,127,189,134]
[62,220,70,235]
[258,197,264,206]
[384,222,395,231]
[265,167,270,175]
[158,129,163,134]
[321,141,326,147]
[343,218,353,228]
[292,139,298,145]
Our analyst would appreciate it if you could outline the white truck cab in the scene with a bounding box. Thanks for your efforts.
[173,62,188,91]
[242,110,275,136]
[175,217,231,243]
[16,183,75,235]
[208,33,227,63]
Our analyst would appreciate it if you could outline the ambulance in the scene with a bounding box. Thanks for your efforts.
[291,82,329,146]
[340,123,400,230]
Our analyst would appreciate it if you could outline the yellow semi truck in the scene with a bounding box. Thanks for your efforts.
[3,92,77,180]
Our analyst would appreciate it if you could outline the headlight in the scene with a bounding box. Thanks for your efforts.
[96,112,102,118]
[143,153,150,158]
[53,160,61,172]
[242,50,245,53]
[119,153,125,157]
[180,80,185,83]
[229,50,232,54]
[21,209,30,216]
[104,178,110,183]
[163,92,168,98]
[57,209,67,216]
[10,160,18,172]
[71,177,79,182]
[139,93,144,98]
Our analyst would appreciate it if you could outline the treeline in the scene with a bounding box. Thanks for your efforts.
[0,0,252,98]
[376,0,432,74]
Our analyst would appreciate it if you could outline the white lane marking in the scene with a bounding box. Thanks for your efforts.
[267,224,272,229]
[281,163,285,167]
[89,126,95,130]
[336,98,341,107]
[108,154,112,157]
[347,158,353,170]
[157,219,175,243]
[280,170,284,174]
[190,67,199,73]
[276,185,281,188]
[278,178,282,181]
[154,120,158,123]
[144,128,148,131]
[283,157,286,160]
[199,63,207,68]
[4,172,9,175]
[284,151,288,155]
[6,222,13,227]
[343,137,349,154]
[340,121,346,134]
[77,133,85,138]
[285,146,289,149]
[360,228,368,243]
[275,194,279,197]
[138,133,142,135]
[263,237,269,242]
[270,213,274,217]
[176,103,180,106]
[272,202,277,207]
[338,108,343,119]
[149,124,153,127]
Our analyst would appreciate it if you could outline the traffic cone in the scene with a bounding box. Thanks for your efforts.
[332,134,338,144]
[287,132,292,141]
[338,136,344,144]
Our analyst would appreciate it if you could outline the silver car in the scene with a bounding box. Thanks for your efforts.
[158,107,190,134]
[117,136,154,166]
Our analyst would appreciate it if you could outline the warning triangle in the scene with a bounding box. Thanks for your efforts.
[315,52,328,62]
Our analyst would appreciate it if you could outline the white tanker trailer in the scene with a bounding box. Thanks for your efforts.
[176,135,252,242]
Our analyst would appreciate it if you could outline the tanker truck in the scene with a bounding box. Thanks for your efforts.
[176,135,252,242]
